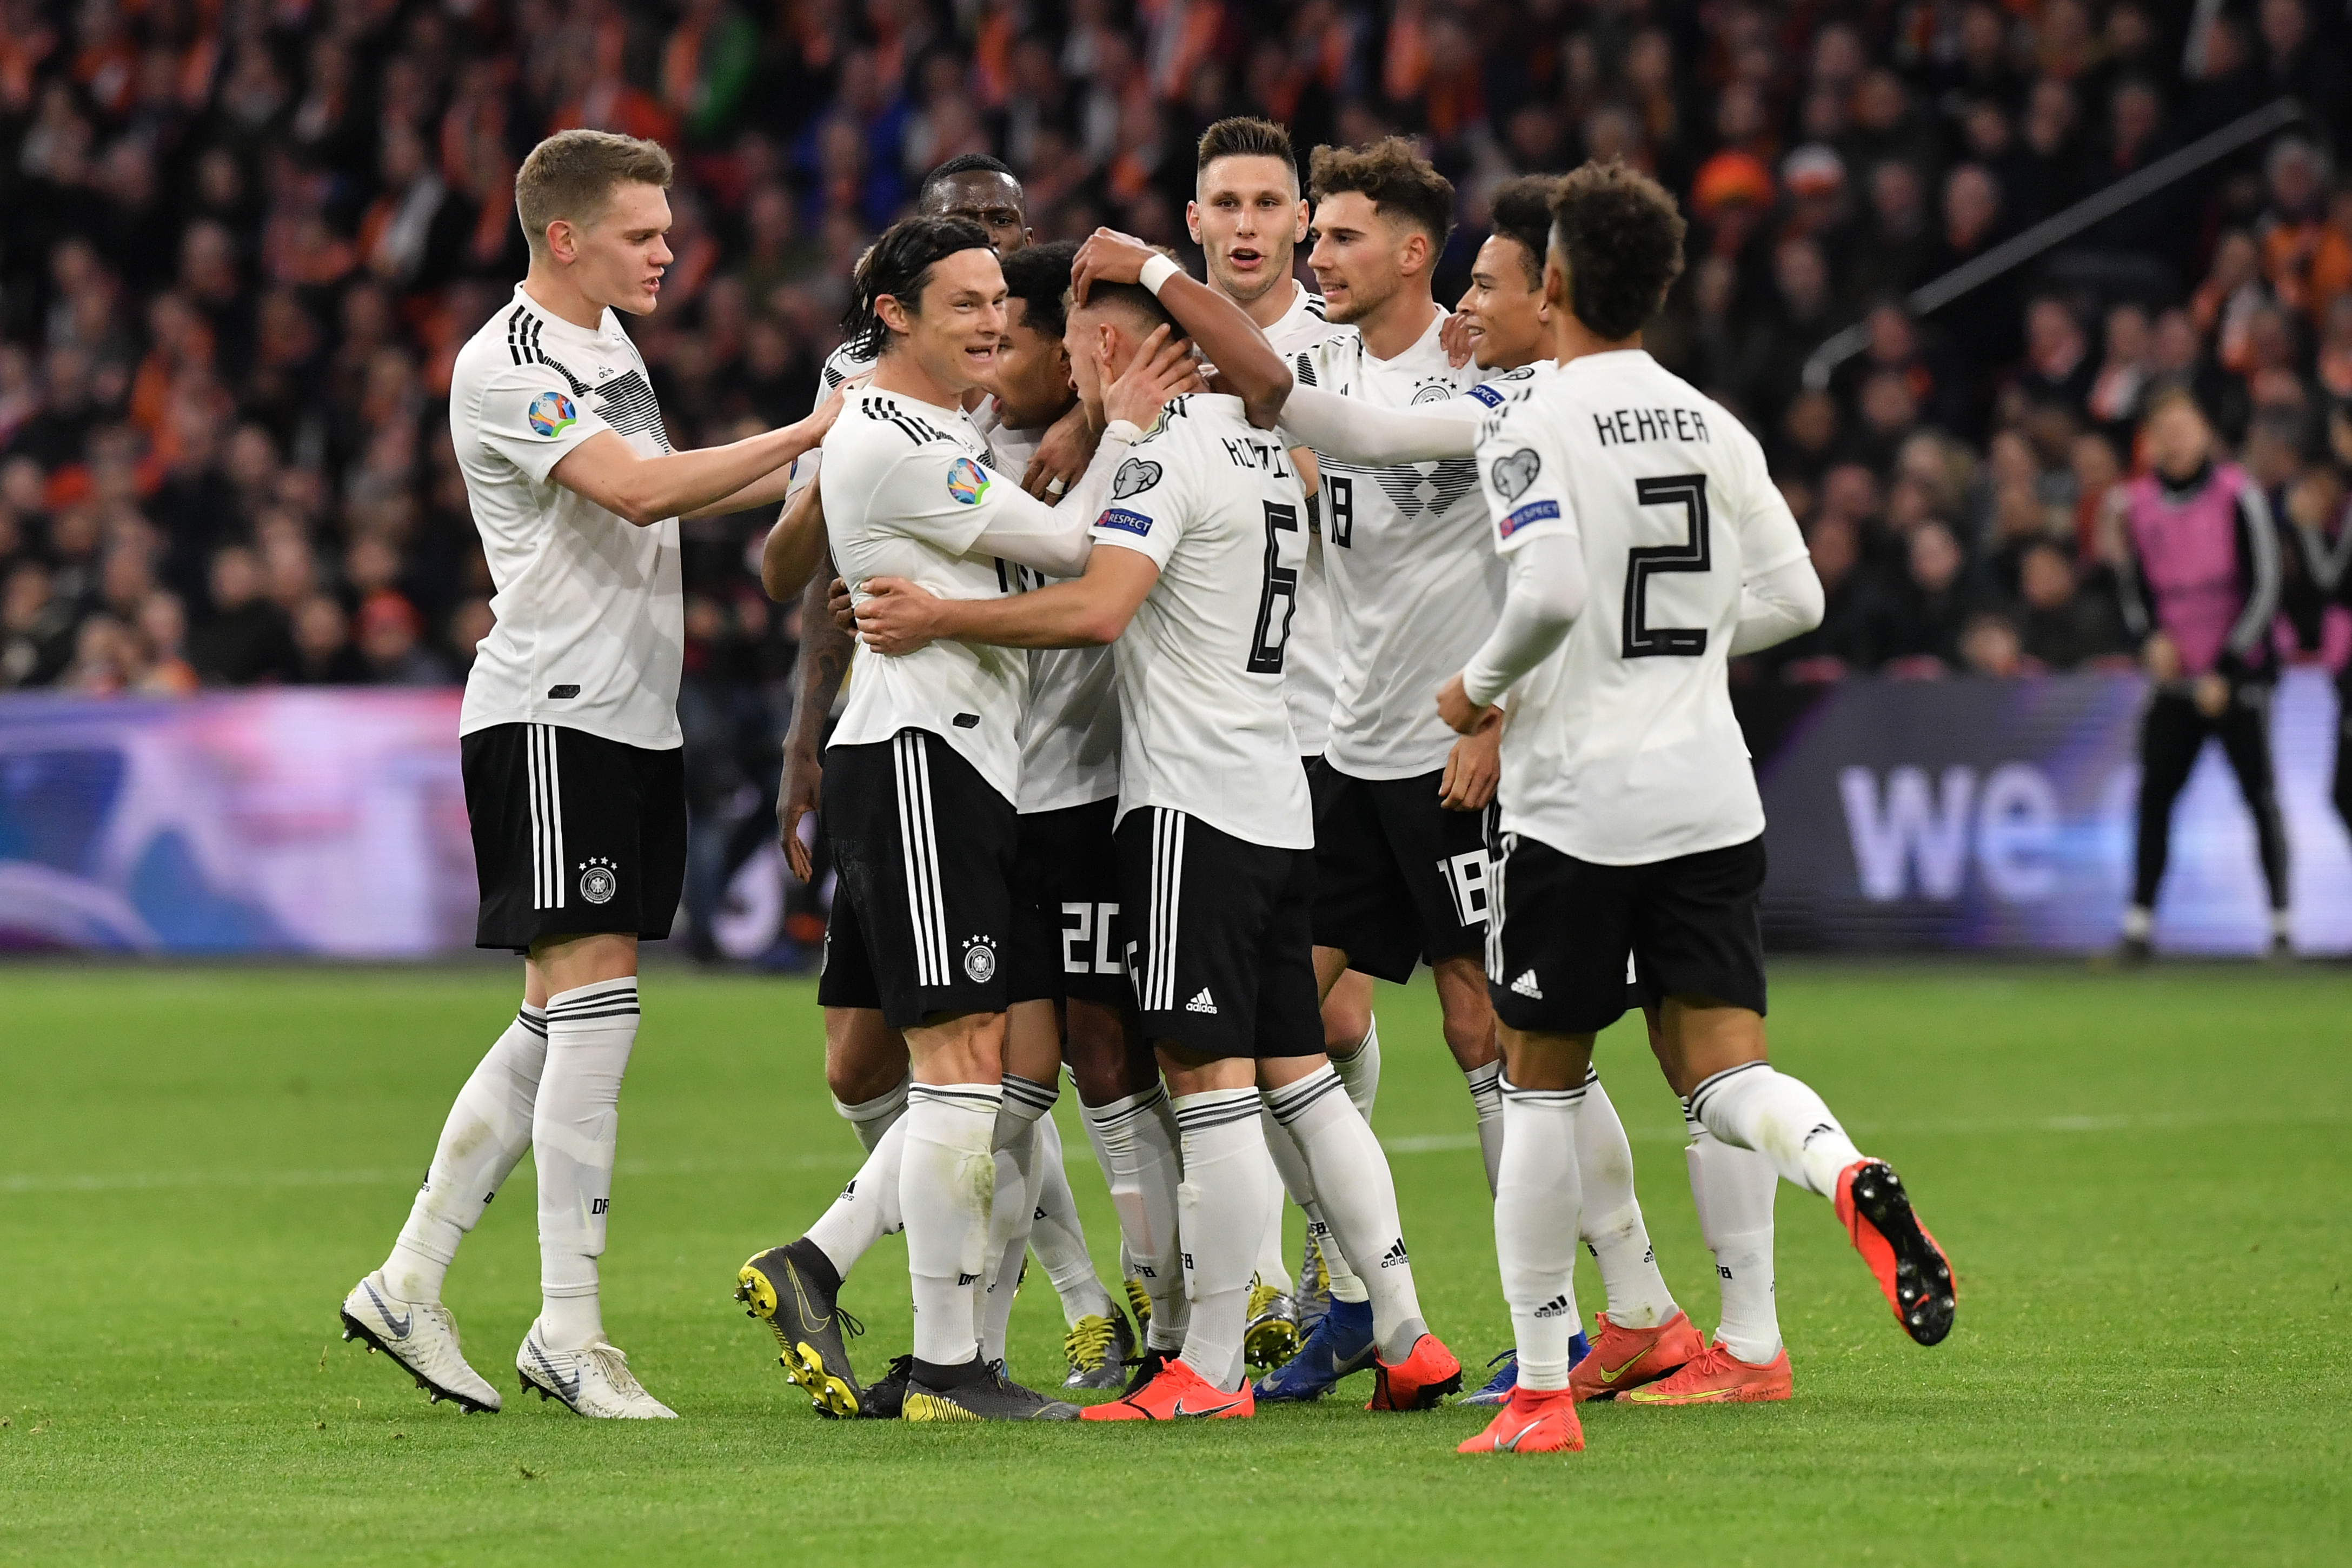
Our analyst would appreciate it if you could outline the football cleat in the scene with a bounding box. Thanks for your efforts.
[1368,1332,1463,1411]
[1457,1385,1583,1453]
[1835,1159,1956,1346]
[338,1272,500,1413]
[1124,1345,1175,1396]
[859,1353,914,1419]
[1062,1310,1136,1390]
[735,1239,865,1418]
[1569,1310,1704,1402]
[1122,1275,1153,1331]
[1293,1233,1332,1338]
[1081,1357,1254,1421]
[515,1323,677,1418]
[1624,1341,1793,1405]
[1459,1331,1588,1407]
[1244,1277,1300,1371]
[901,1364,1080,1423]
[1252,1296,1373,1403]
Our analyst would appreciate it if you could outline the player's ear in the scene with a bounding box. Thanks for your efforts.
[1292,198,1308,242]
[545,217,578,265]
[1185,200,1202,243]
[1543,247,1571,314]
[875,293,912,336]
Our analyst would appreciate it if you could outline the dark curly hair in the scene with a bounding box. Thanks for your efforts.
[1548,161,1686,341]
[840,215,994,358]
[1307,137,1456,247]
[999,240,1078,342]
[1486,175,1560,288]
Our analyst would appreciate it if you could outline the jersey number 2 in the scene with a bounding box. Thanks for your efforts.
[1248,501,1300,673]
[1623,474,1711,659]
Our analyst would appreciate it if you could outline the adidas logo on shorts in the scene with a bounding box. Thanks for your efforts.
[1185,988,1218,1014]
[1510,969,1544,999]
[1379,1238,1409,1270]
[1533,1294,1570,1319]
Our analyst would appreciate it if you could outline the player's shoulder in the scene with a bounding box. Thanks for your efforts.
[820,338,880,391]
[1459,359,1551,410]
[451,294,550,392]
[1288,325,1360,386]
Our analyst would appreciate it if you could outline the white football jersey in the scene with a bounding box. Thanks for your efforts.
[1291,310,1501,779]
[985,410,1121,814]
[784,338,883,504]
[1260,280,1349,759]
[452,285,683,749]
[821,388,1036,803]
[1088,394,1312,851]
[1477,349,1808,865]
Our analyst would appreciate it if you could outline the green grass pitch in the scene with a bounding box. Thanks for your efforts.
[3,961,2348,1565]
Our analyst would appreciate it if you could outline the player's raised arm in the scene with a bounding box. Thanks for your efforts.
[1439,409,1586,732]
[1074,229,1292,428]
[1276,381,1481,464]
[551,393,840,527]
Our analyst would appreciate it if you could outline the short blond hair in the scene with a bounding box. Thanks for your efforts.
[514,130,674,258]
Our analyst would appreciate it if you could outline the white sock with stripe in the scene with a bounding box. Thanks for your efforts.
[1264,1064,1428,1361]
[1685,1098,1782,1363]
[980,1075,1055,1363]
[534,979,639,1350]
[1082,1085,1187,1350]
[1331,1016,1380,1120]
[382,1004,547,1304]
[1172,1088,1270,1392]
[832,1073,910,1154]
[1689,1061,1865,1198]
[1577,1067,1677,1330]
[804,1116,906,1278]
[901,1082,1000,1368]
[1463,1058,1504,1193]
[1258,1101,1370,1306]
[1025,1111,1115,1326]
[1497,1073,1584,1392]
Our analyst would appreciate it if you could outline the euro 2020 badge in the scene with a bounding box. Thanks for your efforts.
[528,390,577,438]
[579,856,619,905]
[946,456,990,505]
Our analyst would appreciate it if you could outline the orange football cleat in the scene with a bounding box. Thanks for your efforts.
[1079,1356,1253,1421]
[1367,1332,1463,1410]
[1835,1158,1956,1346]
[1568,1310,1705,1401]
[1624,1340,1792,1405]
[1456,1385,1584,1453]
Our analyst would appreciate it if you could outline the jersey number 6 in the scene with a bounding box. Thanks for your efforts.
[1623,474,1711,659]
[1248,501,1301,674]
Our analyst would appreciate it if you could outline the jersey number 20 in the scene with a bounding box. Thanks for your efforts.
[1248,501,1300,673]
[1623,474,1711,659]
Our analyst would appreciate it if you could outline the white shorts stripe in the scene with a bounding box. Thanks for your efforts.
[526,726,555,911]
[894,734,949,986]
[543,727,566,910]
[1149,808,1186,1012]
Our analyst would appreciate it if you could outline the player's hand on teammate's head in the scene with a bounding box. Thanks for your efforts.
[1435,672,1493,736]
[1439,310,1474,369]
[1021,401,1098,499]
[853,576,942,656]
[827,575,854,634]
[1102,324,1195,429]
[1071,228,1159,301]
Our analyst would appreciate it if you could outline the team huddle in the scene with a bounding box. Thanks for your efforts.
[336,117,1958,1454]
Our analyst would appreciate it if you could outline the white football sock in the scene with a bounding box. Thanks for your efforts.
[1265,1064,1427,1361]
[1026,1111,1115,1325]
[1172,1088,1269,1391]
[534,979,639,1350]
[382,1004,547,1303]
[1496,1073,1583,1391]
[1250,1138,1293,1293]
[1689,1061,1865,1198]
[1685,1098,1780,1363]
[1082,1085,1187,1350]
[901,1082,1000,1368]
[832,1072,909,1154]
[1330,1016,1380,1120]
[979,1075,1055,1363]
[1576,1067,1677,1330]
[1463,1058,1504,1194]
[1258,1101,1369,1305]
[804,1116,905,1278]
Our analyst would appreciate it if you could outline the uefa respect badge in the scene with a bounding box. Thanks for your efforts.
[527,391,577,437]
[946,456,990,505]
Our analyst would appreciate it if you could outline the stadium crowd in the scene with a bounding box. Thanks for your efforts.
[2,0,2350,717]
